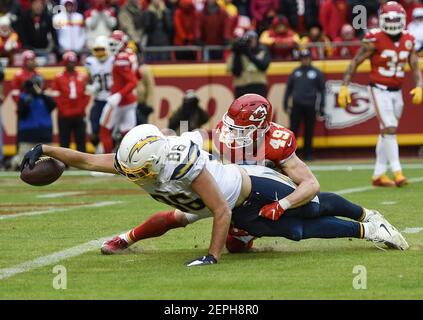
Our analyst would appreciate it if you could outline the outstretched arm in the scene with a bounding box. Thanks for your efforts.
[32,144,117,173]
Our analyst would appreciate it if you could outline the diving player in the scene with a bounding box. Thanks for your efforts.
[21,124,409,267]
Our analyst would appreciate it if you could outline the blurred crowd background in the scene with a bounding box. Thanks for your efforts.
[0,0,423,65]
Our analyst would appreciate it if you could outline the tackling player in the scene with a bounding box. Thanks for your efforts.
[85,35,114,151]
[99,30,138,153]
[338,1,423,187]
[21,124,408,267]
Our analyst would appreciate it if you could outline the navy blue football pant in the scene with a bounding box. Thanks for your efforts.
[232,175,362,240]
[89,100,107,145]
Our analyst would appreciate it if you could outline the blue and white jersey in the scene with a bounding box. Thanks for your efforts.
[85,55,114,101]
[117,135,243,219]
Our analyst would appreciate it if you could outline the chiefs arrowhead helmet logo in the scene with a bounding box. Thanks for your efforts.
[249,105,267,123]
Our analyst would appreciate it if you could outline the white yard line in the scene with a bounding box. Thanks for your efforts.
[0,235,117,281]
[309,163,423,171]
[1,174,423,281]
[332,176,423,195]
[0,201,123,220]
[37,191,87,199]
[402,227,423,234]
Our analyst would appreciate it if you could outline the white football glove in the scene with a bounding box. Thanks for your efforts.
[107,93,122,107]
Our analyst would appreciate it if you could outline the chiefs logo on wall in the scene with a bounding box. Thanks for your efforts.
[325,80,375,129]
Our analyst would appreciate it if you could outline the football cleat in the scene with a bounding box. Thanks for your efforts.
[372,175,396,187]
[101,236,130,255]
[362,209,386,223]
[394,171,408,187]
[364,220,409,251]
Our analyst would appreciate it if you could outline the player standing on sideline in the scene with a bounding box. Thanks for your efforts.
[99,30,138,153]
[50,51,90,152]
[338,1,423,187]
[85,35,114,152]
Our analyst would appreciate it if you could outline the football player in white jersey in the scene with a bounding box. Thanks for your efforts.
[85,35,114,150]
[21,125,408,266]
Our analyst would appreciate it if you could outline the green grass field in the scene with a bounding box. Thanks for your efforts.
[1,161,423,300]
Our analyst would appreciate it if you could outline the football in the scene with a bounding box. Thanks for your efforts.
[20,157,66,186]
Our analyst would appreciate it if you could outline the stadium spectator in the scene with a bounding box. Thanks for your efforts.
[50,51,90,152]
[233,14,252,38]
[173,0,200,60]
[300,24,333,59]
[218,0,239,37]
[0,14,20,65]
[259,15,299,59]
[0,0,24,39]
[85,35,114,151]
[53,0,86,55]
[401,0,423,24]
[408,7,423,51]
[118,0,145,46]
[198,0,231,60]
[319,0,348,40]
[11,74,55,170]
[333,24,360,58]
[233,0,250,16]
[168,89,210,134]
[249,0,279,34]
[227,30,270,97]
[283,49,325,161]
[84,0,117,48]
[21,0,58,57]
[278,0,320,34]
[11,50,38,101]
[0,63,4,169]
[136,48,155,125]
[143,0,173,61]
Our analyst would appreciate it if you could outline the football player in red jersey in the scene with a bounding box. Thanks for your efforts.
[338,1,423,187]
[99,30,138,153]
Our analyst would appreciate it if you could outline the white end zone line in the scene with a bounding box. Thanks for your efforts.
[1,176,423,281]
[37,191,87,199]
[0,201,123,220]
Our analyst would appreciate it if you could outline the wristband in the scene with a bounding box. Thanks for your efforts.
[278,198,291,211]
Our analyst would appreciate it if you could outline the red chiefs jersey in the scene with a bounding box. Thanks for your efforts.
[111,50,138,106]
[213,121,297,169]
[11,68,38,102]
[51,70,90,118]
[363,28,415,88]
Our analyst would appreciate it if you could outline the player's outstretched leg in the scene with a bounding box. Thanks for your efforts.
[318,192,389,224]
[101,210,189,254]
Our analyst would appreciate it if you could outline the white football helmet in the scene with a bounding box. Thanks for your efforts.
[116,124,168,182]
[92,35,110,61]
[379,1,406,36]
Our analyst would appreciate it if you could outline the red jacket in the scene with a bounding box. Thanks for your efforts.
[174,0,200,46]
[333,36,360,58]
[198,5,230,45]
[12,68,38,102]
[250,0,279,25]
[51,70,90,118]
[319,0,348,40]
[111,50,138,106]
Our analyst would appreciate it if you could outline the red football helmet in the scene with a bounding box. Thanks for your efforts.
[221,94,273,149]
[62,51,78,64]
[109,30,128,54]
[21,50,36,67]
[379,1,406,36]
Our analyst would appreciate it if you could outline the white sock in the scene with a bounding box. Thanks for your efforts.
[383,134,401,173]
[119,232,133,245]
[363,222,374,239]
[373,135,388,177]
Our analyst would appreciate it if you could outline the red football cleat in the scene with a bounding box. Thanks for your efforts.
[101,236,129,255]
[394,171,408,187]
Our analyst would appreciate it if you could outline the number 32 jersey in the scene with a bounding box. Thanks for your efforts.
[115,134,243,219]
[363,28,415,88]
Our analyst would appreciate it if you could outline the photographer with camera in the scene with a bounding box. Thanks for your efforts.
[11,74,56,170]
[226,30,271,98]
